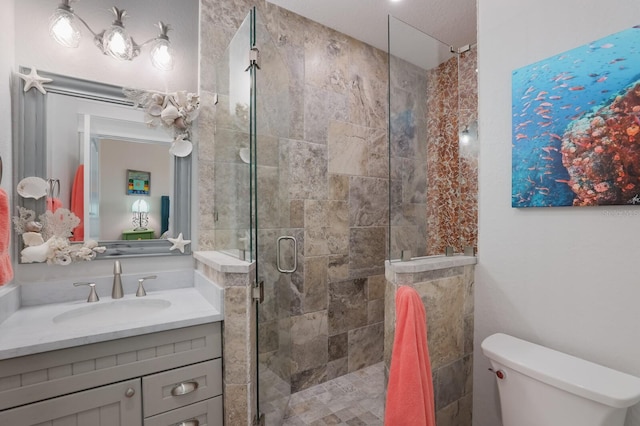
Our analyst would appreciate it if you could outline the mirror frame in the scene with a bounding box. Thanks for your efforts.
[12,66,192,261]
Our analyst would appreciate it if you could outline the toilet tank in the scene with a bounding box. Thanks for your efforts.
[482,333,640,426]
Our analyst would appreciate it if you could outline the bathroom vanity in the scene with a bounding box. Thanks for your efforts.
[0,270,224,426]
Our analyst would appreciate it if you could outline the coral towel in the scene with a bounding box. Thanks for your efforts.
[384,286,436,426]
[70,165,84,241]
[46,197,63,212]
[0,188,13,285]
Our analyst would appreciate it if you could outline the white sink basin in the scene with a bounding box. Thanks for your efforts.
[52,299,172,325]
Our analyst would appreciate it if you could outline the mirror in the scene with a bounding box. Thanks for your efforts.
[13,68,192,261]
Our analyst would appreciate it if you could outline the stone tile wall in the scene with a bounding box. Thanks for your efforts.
[194,253,257,426]
[385,262,475,426]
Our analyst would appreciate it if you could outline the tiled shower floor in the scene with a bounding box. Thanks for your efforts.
[282,362,386,425]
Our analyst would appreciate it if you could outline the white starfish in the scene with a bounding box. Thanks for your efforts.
[17,68,53,95]
[168,232,191,253]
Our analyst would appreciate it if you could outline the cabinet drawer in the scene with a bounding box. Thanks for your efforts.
[0,378,141,425]
[143,359,222,416]
[144,396,223,426]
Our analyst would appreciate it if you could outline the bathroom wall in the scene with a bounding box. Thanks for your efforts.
[475,1,640,425]
[14,0,199,93]
[1,1,14,198]
[99,140,172,240]
[198,1,388,392]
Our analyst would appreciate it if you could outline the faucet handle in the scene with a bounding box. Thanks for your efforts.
[114,260,122,274]
[136,275,157,297]
[73,282,100,303]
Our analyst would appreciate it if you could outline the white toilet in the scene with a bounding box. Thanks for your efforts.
[481,333,640,426]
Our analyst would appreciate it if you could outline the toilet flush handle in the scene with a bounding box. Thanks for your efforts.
[488,367,507,380]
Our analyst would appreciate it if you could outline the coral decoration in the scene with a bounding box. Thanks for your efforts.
[13,207,105,265]
[561,81,640,206]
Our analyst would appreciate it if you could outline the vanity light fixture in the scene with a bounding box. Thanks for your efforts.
[48,0,175,70]
[131,199,150,230]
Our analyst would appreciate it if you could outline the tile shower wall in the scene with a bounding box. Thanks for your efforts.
[198,0,389,399]
[426,49,478,255]
[458,49,479,253]
[385,263,475,426]
[389,47,478,260]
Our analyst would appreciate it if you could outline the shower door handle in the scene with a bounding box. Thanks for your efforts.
[276,236,297,273]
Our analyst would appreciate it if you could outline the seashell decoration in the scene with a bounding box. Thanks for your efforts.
[123,88,200,156]
[161,104,180,125]
[21,241,53,264]
[169,134,193,157]
[22,232,45,247]
[239,147,250,164]
[24,221,43,232]
[147,103,163,117]
[17,177,48,199]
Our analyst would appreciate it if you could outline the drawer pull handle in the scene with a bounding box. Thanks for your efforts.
[175,420,199,426]
[171,381,199,396]
[125,387,135,398]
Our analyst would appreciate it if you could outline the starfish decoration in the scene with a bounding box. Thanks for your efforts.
[16,68,53,95]
[168,232,191,253]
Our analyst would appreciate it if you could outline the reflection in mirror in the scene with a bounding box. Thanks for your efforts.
[13,69,192,263]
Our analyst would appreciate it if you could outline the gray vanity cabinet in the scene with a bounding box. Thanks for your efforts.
[0,322,223,426]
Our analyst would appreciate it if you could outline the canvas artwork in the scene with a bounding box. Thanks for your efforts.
[512,25,640,207]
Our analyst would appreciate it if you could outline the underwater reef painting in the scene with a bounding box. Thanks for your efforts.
[512,26,640,207]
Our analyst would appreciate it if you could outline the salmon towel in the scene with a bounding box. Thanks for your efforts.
[384,286,436,426]
[46,197,63,212]
[70,165,84,241]
[0,188,13,285]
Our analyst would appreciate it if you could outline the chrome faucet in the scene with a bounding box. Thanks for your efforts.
[112,260,124,299]
[136,275,158,297]
[74,282,99,303]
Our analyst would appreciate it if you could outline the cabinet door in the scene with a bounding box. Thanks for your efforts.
[0,378,141,426]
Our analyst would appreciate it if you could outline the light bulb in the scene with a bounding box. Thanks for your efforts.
[150,38,175,70]
[103,24,133,60]
[101,7,134,60]
[49,7,81,48]
[460,129,471,145]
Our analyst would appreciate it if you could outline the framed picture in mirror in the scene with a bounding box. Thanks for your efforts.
[127,170,151,195]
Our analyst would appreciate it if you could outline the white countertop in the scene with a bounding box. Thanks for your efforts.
[0,270,224,360]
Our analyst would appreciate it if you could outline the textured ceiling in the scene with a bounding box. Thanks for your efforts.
[266,0,477,53]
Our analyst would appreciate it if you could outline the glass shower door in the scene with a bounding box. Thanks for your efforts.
[218,7,292,425]
[253,9,293,426]
[214,10,254,262]
[388,15,456,260]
